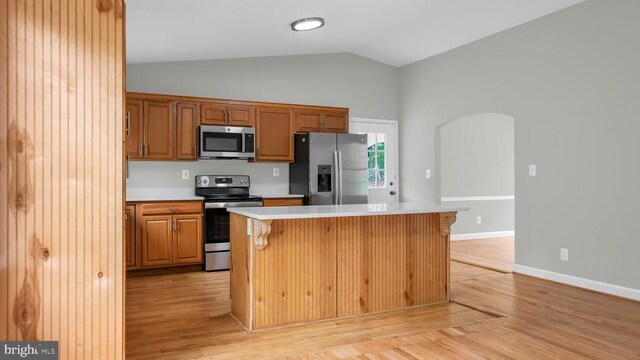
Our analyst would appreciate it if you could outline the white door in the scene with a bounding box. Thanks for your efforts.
[350,119,399,204]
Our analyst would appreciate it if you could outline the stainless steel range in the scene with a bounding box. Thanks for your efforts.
[195,175,262,271]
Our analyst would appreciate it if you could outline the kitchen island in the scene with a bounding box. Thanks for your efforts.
[228,203,467,332]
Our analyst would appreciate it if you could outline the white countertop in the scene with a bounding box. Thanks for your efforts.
[259,194,305,199]
[228,203,468,220]
[127,195,204,202]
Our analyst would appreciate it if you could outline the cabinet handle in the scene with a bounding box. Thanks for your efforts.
[171,218,177,231]
[126,112,131,136]
[139,144,143,157]
[192,146,196,157]
[144,144,149,157]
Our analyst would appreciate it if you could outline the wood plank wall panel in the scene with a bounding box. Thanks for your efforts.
[1,0,124,358]
[252,217,337,330]
[229,214,251,329]
[337,214,448,317]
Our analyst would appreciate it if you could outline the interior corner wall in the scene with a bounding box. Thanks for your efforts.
[398,0,640,290]
[126,52,400,120]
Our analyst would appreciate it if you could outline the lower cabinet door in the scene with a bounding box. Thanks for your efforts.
[173,215,203,264]
[141,215,173,267]
[125,205,136,267]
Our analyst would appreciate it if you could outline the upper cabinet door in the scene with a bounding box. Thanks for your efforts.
[294,109,323,133]
[144,100,175,160]
[200,104,227,125]
[323,111,349,133]
[227,105,255,127]
[255,107,295,162]
[125,99,144,159]
[176,103,198,160]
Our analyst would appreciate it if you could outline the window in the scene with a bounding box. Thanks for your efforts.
[367,133,386,188]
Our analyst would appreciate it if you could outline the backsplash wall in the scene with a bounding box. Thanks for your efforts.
[126,160,289,195]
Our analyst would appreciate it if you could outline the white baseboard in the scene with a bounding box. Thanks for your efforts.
[441,195,515,202]
[513,264,640,301]
[451,231,514,241]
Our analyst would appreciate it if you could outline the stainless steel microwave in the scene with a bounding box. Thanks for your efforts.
[199,125,256,159]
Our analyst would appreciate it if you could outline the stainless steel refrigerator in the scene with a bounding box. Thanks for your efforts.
[289,133,368,205]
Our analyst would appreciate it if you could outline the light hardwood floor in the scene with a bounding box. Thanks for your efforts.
[126,259,640,359]
[451,237,515,273]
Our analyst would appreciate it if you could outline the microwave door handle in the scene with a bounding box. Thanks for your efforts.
[332,151,340,205]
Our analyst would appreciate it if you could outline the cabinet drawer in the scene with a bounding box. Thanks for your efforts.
[262,198,304,207]
[140,201,202,215]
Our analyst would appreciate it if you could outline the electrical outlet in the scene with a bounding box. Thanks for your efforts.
[182,169,190,180]
[273,167,280,177]
[476,216,482,224]
[560,248,569,261]
[529,164,537,177]
[425,169,432,179]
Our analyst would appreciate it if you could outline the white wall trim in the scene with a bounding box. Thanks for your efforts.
[513,264,640,302]
[451,231,514,241]
[442,195,515,202]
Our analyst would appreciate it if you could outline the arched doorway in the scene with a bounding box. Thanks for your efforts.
[437,113,515,272]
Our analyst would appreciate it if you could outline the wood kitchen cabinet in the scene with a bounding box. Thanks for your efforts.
[173,215,203,264]
[255,107,295,162]
[323,111,349,133]
[294,109,323,132]
[133,201,204,269]
[144,100,175,160]
[294,109,349,134]
[176,102,199,160]
[125,99,144,159]
[126,92,349,163]
[125,205,137,267]
[140,215,174,267]
[201,103,255,127]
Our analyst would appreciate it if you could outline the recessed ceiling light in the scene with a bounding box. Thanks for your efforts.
[291,17,325,32]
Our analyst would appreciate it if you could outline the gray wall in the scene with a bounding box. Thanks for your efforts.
[126,52,400,191]
[399,0,640,289]
[127,52,400,120]
[440,113,514,235]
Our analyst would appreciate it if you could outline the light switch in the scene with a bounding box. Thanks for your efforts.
[182,169,190,180]
[529,165,537,177]
[273,167,280,177]
[425,169,432,179]
[476,216,482,224]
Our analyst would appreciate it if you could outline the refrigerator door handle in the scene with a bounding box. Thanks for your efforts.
[333,150,340,205]
[338,150,343,205]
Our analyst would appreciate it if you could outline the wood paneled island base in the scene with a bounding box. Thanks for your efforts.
[229,205,463,332]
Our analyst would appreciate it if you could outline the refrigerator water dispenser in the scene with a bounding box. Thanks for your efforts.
[317,165,332,192]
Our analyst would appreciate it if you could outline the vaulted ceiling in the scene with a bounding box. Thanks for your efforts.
[127,0,584,67]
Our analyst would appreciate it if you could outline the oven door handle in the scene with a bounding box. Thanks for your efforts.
[205,201,263,209]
